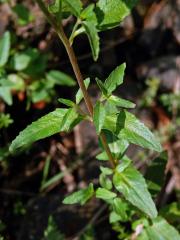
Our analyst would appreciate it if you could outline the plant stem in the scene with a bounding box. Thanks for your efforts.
[35,0,116,168]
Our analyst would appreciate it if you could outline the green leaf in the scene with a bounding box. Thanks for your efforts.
[100,166,113,175]
[7,74,25,91]
[96,187,117,200]
[13,4,34,26]
[46,70,76,86]
[0,113,13,129]
[80,4,97,24]
[10,48,41,72]
[109,211,122,224]
[83,21,100,61]
[48,0,61,14]
[108,95,136,109]
[159,202,180,232]
[96,132,129,161]
[44,216,65,240]
[95,78,108,96]
[99,173,112,190]
[23,50,48,76]
[0,31,10,67]
[9,108,82,152]
[104,100,119,115]
[10,52,31,71]
[96,0,139,30]
[96,151,108,161]
[113,198,128,221]
[63,183,94,205]
[102,130,129,158]
[0,74,24,105]
[58,98,75,107]
[116,155,131,173]
[104,63,126,95]
[63,0,82,17]
[113,165,158,219]
[145,151,167,195]
[138,217,180,240]
[60,108,83,132]
[76,78,90,104]
[93,101,106,133]
[0,87,12,105]
[104,110,162,152]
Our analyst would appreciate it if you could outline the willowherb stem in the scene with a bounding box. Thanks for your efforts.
[35,0,116,168]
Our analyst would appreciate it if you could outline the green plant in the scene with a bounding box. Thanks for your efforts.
[43,216,65,240]
[0,29,76,109]
[9,1,180,239]
[0,113,13,129]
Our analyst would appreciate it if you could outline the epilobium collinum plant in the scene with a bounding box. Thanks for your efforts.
[9,0,180,239]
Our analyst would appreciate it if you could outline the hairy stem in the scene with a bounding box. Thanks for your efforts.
[35,0,116,168]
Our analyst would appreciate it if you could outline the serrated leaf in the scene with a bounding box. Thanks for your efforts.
[96,0,139,30]
[113,165,158,219]
[108,95,135,109]
[96,187,117,200]
[9,108,82,152]
[93,101,105,133]
[138,217,180,240]
[63,183,94,205]
[104,110,162,152]
[46,70,76,87]
[83,21,100,61]
[64,0,82,17]
[104,63,126,95]
[0,31,10,67]
[76,78,90,104]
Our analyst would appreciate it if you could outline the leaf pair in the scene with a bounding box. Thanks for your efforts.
[93,63,136,134]
[93,63,162,153]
